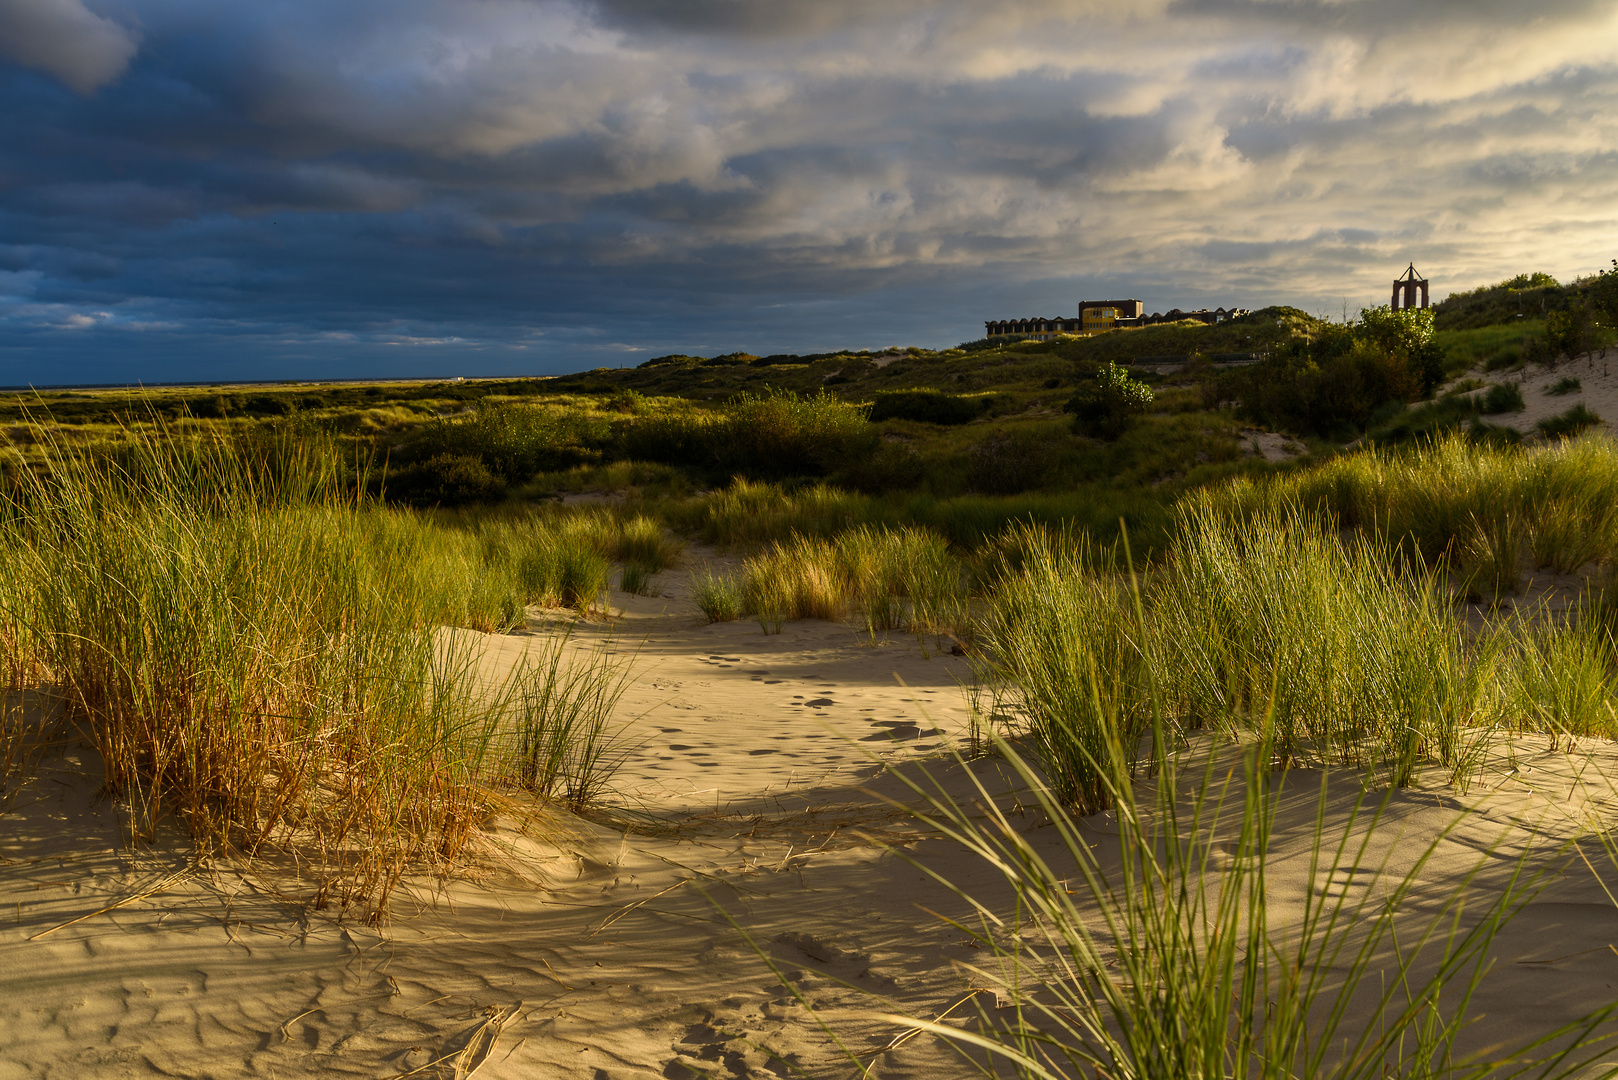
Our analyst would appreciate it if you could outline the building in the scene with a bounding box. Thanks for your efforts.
[1393,264,1429,310]
[984,299,1249,341]
[1123,306,1250,329]
[1079,299,1145,335]
[980,316,1083,341]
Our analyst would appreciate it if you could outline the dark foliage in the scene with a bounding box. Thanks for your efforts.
[834,441,926,493]
[621,389,875,481]
[386,453,506,506]
[868,389,983,425]
[397,402,607,484]
[1480,382,1525,414]
[1063,362,1154,440]
[967,431,1056,494]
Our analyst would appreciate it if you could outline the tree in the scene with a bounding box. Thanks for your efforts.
[1356,304,1444,395]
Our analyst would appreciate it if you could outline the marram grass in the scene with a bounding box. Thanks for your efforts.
[0,426,632,914]
[852,724,1618,1080]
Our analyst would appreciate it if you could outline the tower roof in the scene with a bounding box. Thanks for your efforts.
[1395,262,1427,283]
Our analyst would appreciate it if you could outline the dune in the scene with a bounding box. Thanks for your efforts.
[6,563,1618,1078]
[1478,346,1618,436]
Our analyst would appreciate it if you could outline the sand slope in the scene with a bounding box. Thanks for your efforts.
[7,563,1618,1078]
[1471,346,1618,436]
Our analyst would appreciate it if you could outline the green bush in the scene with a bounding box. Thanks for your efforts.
[605,389,648,414]
[387,453,506,507]
[868,389,982,425]
[1546,376,1582,396]
[403,402,606,485]
[1226,307,1449,438]
[967,431,1056,494]
[1063,361,1155,440]
[244,394,295,416]
[621,390,874,480]
[833,441,925,494]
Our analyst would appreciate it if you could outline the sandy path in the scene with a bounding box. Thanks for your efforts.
[8,566,1618,1077]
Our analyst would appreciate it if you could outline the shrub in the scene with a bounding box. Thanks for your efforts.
[605,389,648,414]
[403,402,606,486]
[1357,303,1444,394]
[1481,381,1525,414]
[868,389,982,425]
[622,390,874,480]
[244,394,295,416]
[833,441,925,494]
[967,430,1056,494]
[388,453,507,507]
[1064,361,1155,439]
[1546,300,1599,361]
[1538,404,1602,440]
[1546,376,1583,396]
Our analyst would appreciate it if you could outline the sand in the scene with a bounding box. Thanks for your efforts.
[1469,346,1618,436]
[7,559,1618,1078]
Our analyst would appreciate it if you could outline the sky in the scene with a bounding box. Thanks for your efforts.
[2,0,1618,385]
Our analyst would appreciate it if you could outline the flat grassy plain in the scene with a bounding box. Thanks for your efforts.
[6,300,1618,1076]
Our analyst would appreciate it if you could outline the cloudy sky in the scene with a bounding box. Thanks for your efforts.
[3,0,1617,384]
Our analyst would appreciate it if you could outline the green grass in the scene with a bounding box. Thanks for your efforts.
[691,568,746,623]
[506,631,635,809]
[1546,376,1583,396]
[987,508,1491,797]
[1481,381,1525,414]
[1224,433,1618,590]
[1435,319,1544,371]
[1538,404,1602,441]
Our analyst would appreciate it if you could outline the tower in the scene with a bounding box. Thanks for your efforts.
[1392,263,1429,310]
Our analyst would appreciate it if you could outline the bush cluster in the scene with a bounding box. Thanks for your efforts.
[1063,361,1155,440]
[1218,306,1444,439]
[388,402,608,505]
[621,389,875,481]
[868,389,983,425]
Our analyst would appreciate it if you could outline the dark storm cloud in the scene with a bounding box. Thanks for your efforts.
[2,0,1618,382]
[0,0,139,94]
